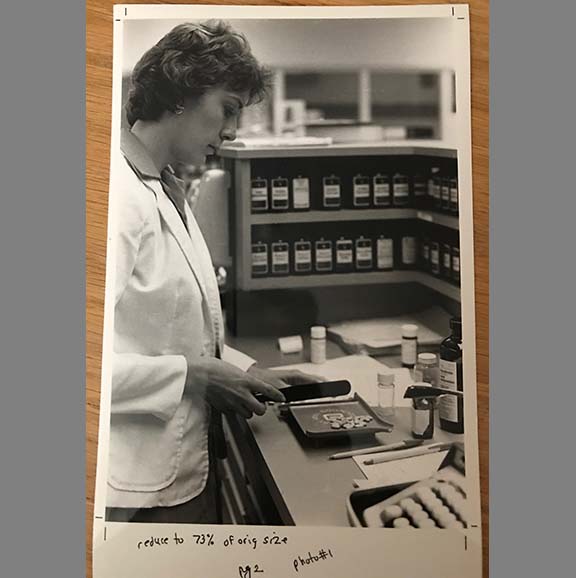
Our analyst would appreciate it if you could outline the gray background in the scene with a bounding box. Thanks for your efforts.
[0,0,575,577]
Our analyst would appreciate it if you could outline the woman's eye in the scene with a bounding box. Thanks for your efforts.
[224,105,237,118]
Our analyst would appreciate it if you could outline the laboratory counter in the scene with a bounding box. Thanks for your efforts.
[221,334,464,527]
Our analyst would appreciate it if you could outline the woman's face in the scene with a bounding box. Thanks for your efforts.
[168,88,246,167]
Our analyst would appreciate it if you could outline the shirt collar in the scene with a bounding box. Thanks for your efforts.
[121,128,162,180]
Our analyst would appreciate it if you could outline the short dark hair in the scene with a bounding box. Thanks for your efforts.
[125,21,272,126]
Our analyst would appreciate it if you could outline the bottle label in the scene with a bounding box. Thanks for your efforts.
[412,408,429,437]
[272,250,289,265]
[393,181,409,203]
[450,185,458,204]
[402,237,417,265]
[443,252,451,269]
[251,182,268,210]
[353,178,370,204]
[356,243,372,261]
[292,178,310,209]
[377,238,394,269]
[311,339,326,364]
[441,185,450,202]
[402,338,417,365]
[373,177,391,205]
[336,242,353,264]
[453,255,460,272]
[323,184,341,199]
[414,178,427,198]
[439,359,459,422]
[252,251,267,266]
[316,244,333,271]
[295,247,311,265]
[431,179,441,200]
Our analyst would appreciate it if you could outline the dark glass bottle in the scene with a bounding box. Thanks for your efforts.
[439,318,464,433]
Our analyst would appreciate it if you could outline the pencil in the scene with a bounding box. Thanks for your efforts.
[328,440,423,460]
[363,442,452,465]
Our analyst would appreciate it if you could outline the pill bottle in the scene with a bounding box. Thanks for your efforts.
[442,243,452,279]
[411,392,435,439]
[314,238,333,273]
[441,175,451,212]
[449,177,459,214]
[420,236,430,271]
[439,318,464,433]
[335,237,354,273]
[292,175,310,211]
[412,173,428,207]
[271,177,289,211]
[376,235,394,270]
[451,246,461,285]
[377,373,395,417]
[251,242,269,277]
[401,324,418,368]
[352,174,371,208]
[355,236,374,270]
[401,236,418,268]
[414,353,439,387]
[392,172,410,207]
[322,175,341,209]
[251,177,269,212]
[373,173,391,207]
[310,326,326,364]
[430,241,440,276]
[271,241,290,276]
[293,239,312,274]
[429,167,441,209]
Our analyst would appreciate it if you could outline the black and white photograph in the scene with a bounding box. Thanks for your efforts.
[93,4,481,578]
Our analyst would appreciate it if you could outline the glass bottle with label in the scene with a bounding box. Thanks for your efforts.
[335,237,354,273]
[314,238,333,273]
[442,243,452,279]
[271,241,290,276]
[439,318,464,433]
[293,239,312,275]
[401,324,418,368]
[410,388,435,440]
[449,176,459,214]
[414,353,439,387]
[377,373,395,418]
[430,241,440,276]
[322,175,341,209]
[420,235,430,272]
[452,246,461,285]
[401,236,418,269]
[271,177,289,211]
[292,175,310,211]
[376,235,394,270]
[441,175,451,212]
[412,172,428,208]
[373,173,391,207]
[250,177,269,213]
[429,167,441,210]
[392,172,410,207]
[251,242,269,277]
[352,174,371,208]
[355,236,374,271]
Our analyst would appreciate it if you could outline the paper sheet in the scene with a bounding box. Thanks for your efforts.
[273,354,414,407]
[353,450,449,485]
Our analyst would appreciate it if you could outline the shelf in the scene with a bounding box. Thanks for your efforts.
[243,270,460,302]
[250,208,459,230]
[250,208,415,225]
[412,272,461,302]
[220,141,457,160]
[416,210,459,230]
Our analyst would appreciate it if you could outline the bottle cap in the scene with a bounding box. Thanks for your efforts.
[401,324,418,338]
[418,352,437,365]
[311,326,326,339]
[377,373,395,386]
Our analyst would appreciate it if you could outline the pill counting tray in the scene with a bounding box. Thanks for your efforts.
[347,443,468,529]
[286,395,394,440]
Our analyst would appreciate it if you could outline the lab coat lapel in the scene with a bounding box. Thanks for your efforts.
[152,180,211,304]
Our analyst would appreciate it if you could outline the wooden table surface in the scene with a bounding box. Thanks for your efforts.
[86,2,488,576]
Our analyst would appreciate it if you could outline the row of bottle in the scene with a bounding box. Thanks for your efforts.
[250,169,459,214]
[251,234,460,285]
[400,318,464,435]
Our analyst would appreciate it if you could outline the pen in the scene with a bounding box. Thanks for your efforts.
[363,442,452,465]
[329,440,423,460]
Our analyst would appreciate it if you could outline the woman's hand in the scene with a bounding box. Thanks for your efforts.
[186,358,286,419]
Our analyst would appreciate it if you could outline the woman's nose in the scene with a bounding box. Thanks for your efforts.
[220,119,237,142]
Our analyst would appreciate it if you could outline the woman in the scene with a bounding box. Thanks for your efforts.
[107,21,317,524]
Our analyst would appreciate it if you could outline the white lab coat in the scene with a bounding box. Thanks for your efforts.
[107,130,253,508]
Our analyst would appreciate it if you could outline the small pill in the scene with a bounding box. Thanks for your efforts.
[415,518,437,528]
[410,511,430,523]
[399,498,418,510]
[331,423,342,430]
[416,487,435,502]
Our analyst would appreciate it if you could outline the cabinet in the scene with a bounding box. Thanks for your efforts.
[220,142,461,334]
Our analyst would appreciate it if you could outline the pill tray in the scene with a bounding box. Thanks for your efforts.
[286,394,394,440]
[347,442,468,529]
